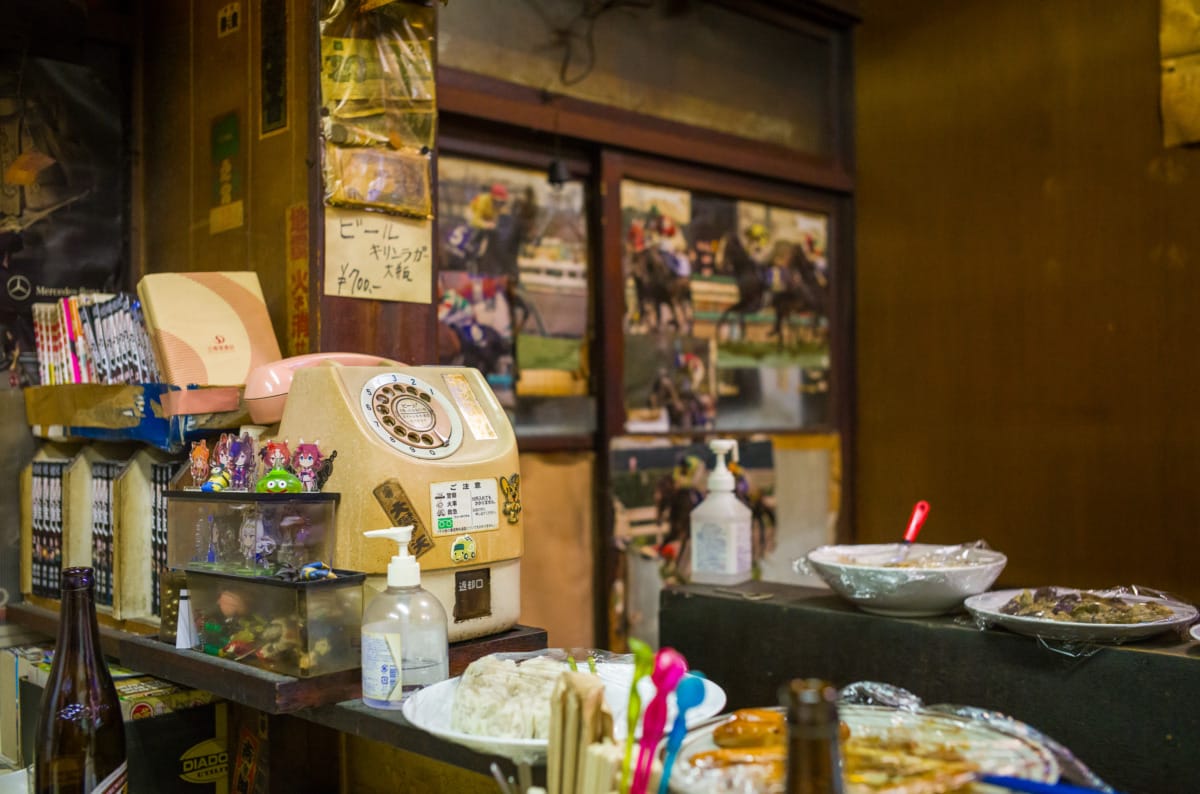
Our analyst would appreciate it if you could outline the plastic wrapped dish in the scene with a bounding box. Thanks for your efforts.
[402,650,726,764]
[964,586,1198,643]
[800,543,1006,617]
[667,704,1059,794]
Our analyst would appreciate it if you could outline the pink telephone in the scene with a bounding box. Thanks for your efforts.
[244,352,404,424]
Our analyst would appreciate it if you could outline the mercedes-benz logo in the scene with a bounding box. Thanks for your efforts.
[6,275,31,301]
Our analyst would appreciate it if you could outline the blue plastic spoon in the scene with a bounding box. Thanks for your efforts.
[657,673,707,794]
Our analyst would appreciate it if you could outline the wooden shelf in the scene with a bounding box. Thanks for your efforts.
[5,602,547,715]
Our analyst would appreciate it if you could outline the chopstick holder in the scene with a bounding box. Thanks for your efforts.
[548,671,617,794]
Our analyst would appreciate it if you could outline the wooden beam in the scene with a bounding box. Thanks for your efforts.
[438,68,854,195]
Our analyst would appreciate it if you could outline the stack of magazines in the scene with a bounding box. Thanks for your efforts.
[31,293,162,385]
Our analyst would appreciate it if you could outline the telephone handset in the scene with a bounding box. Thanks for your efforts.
[244,352,404,424]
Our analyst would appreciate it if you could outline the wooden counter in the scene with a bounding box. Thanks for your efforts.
[4,602,548,786]
[660,581,1200,794]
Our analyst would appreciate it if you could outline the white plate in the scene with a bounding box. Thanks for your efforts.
[964,588,1198,643]
[1189,623,1200,643]
[402,661,726,764]
[668,704,1059,793]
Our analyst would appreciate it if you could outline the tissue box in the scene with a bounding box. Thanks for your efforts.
[185,568,363,678]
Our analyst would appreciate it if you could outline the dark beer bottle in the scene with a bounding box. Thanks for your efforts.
[780,678,845,794]
[34,567,128,793]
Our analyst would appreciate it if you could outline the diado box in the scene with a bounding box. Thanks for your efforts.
[18,676,229,792]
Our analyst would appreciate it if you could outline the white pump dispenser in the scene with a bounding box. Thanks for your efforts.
[368,526,421,587]
[360,526,449,709]
[688,439,753,586]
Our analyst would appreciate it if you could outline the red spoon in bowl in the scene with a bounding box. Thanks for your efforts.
[893,500,930,563]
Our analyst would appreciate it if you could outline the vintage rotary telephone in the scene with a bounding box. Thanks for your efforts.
[245,353,523,641]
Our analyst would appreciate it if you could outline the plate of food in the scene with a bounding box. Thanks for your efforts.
[667,704,1059,793]
[964,587,1198,643]
[402,651,726,764]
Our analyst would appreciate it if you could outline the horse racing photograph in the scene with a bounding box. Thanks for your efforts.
[436,156,591,412]
[620,179,832,432]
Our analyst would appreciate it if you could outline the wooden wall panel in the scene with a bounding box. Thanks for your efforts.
[141,0,312,351]
[855,1,1200,598]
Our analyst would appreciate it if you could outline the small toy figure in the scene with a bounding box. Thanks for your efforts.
[217,589,249,619]
[298,561,336,581]
[255,467,303,493]
[292,440,323,493]
[298,638,332,676]
[253,617,303,670]
[260,439,291,472]
[239,514,277,568]
[500,473,522,524]
[229,433,257,491]
[189,439,210,487]
[201,467,231,493]
[316,450,337,491]
[212,433,233,472]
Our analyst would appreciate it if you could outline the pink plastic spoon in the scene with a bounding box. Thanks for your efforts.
[630,647,688,794]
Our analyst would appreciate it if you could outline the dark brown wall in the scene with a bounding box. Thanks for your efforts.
[140,0,312,352]
[855,1,1200,598]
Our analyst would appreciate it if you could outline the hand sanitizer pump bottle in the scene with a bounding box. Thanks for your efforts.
[361,526,449,709]
[689,439,753,586]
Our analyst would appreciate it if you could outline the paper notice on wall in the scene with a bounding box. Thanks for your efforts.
[1161,0,1200,146]
[323,206,432,303]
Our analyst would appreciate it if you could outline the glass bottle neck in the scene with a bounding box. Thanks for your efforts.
[56,567,104,667]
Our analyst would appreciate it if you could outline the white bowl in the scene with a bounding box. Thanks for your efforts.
[804,542,1007,617]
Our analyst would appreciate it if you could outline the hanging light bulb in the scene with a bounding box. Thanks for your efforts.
[547,158,572,190]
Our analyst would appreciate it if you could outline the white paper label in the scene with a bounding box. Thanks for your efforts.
[431,479,500,534]
[693,520,751,575]
[361,630,402,703]
[323,206,433,303]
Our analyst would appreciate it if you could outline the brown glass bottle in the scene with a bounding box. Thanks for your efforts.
[34,567,128,793]
[780,678,845,794]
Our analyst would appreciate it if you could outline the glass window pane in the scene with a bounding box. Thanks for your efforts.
[621,179,832,433]
[437,156,595,436]
[439,2,834,157]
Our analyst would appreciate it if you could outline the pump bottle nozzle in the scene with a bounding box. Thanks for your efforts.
[707,439,738,492]
[365,526,420,587]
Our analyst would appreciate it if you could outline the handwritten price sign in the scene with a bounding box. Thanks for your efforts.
[323,207,433,304]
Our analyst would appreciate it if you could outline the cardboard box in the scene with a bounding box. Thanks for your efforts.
[3,645,228,791]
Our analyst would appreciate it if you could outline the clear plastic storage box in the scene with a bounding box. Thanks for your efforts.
[166,490,340,577]
[184,568,364,678]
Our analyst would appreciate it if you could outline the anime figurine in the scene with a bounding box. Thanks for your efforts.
[212,433,233,473]
[229,433,257,491]
[292,440,323,493]
[255,467,303,494]
[189,439,210,488]
[239,513,277,568]
[260,439,291,473]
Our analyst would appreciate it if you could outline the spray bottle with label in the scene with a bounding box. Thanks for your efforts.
[689,439,753,586]
[361,526,449,709]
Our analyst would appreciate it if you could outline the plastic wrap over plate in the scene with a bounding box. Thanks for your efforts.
[402,649,725,765]
[799,542,1007,617]
[964,586,1198,644]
